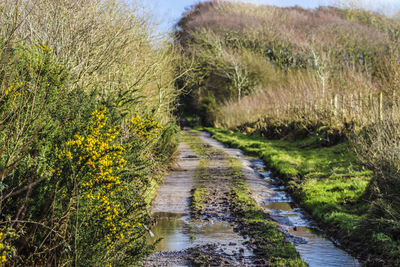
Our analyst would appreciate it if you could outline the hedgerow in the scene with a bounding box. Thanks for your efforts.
[0,0,179,265]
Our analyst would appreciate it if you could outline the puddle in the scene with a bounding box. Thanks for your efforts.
[289,227,359,267]
[250,159,360,267]
[149,212,254,264]
[191,221,253,257]
[148,136,255,266]
[149,213,191,252]
[268,190,292,202]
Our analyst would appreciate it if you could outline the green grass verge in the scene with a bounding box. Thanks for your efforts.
[206,128,372,248]
[228,157,307,267]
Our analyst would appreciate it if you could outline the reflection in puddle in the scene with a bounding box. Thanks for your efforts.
[149,213,253,262]
[150,213,191,252]
[251,160,360,267]
[264,202,293,211]
[268,190,292,202]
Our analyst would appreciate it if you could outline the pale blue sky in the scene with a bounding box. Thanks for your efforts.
[144,0,400,33]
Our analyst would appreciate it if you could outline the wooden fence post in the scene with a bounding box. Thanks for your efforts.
[378,92,383,121]
[369,93,374,122]
[358,92,362,122]
[393,91,397,121]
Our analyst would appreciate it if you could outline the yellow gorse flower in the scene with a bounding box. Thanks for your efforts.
[127,114,162,145]
[36,43,52,52]
[57,109,137,248]
[0,232,8,264]
[3,82,23,107]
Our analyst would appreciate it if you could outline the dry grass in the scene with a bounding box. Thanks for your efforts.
[215,65,400,132]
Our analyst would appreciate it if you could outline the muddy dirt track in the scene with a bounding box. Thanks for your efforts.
[142,131,359,267]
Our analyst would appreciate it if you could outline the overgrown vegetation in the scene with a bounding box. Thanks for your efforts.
[176,1,400,265]
[0,0,179,265]
[176,1,400,130]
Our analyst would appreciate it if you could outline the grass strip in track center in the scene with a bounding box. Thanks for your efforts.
[182,130,214,218]
[191,159,210,217]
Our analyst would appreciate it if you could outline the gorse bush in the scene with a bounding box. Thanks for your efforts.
[0,0,179,265]
[55,109,160,265]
